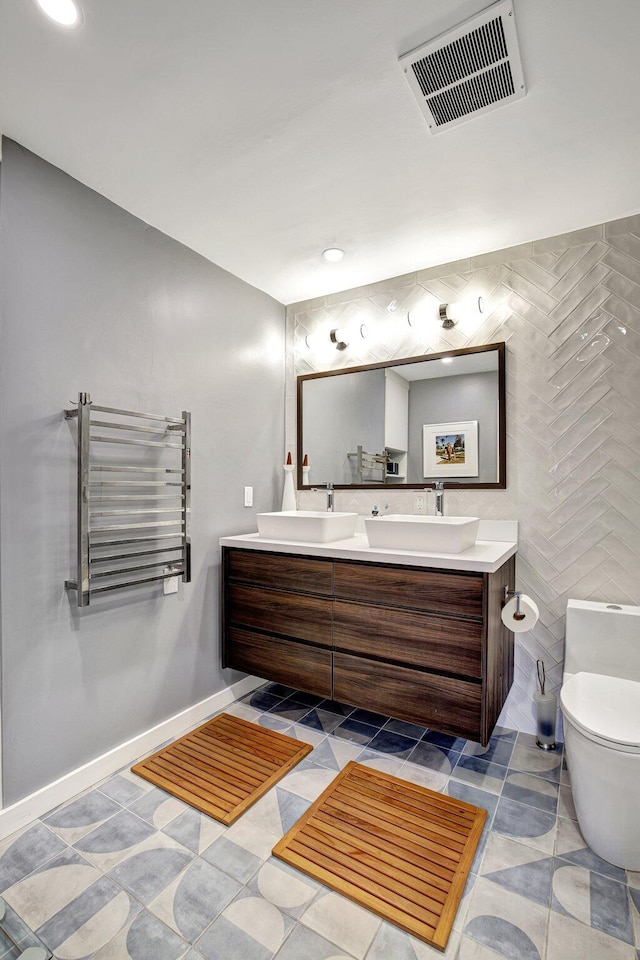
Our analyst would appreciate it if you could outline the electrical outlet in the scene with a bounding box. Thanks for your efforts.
[413,492,427,515]
[244,486,253,507]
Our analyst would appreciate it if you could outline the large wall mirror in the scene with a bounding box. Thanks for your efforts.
[297,341,506,490]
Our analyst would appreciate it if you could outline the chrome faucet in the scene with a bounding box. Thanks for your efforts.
[434,482,445,516]
[313,481,335,511]
[325,481,335,512]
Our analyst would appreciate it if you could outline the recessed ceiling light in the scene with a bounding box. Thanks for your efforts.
[35,0,82,27]
[441,357,454,364]
[322,247,344,263]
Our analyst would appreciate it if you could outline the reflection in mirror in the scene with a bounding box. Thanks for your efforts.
[297,342,505,490]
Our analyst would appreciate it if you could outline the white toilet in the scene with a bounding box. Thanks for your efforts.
[561,599,640,869]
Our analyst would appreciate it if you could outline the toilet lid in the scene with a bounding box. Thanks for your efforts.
[561,672,640,747]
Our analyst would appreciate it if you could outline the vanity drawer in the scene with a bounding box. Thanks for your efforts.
[227,627,332,697]
[227,584,332,647]
[333,561,484,619]
[226,549,332,596]
[333,652,482,740]
[333,601,483,678]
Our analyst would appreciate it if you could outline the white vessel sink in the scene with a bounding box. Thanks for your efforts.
[256,510,358,543]
[365,514,480,553]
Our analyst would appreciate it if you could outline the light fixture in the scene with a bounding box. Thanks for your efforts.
[303,332,323,351]
[35,0,82,26]
[328,323,367,351]
[407,303,430,328]
[322,247,345,263]
[303,319,368,353]
[439,296,485,329]
[330,328,349,350]
[441,357,454,364]
[438,304,456,329]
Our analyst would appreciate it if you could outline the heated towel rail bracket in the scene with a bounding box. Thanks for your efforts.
[64,392,191,607]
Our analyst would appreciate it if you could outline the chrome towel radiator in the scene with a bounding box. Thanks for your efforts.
[64,392,191,607]
[347,445,388,484]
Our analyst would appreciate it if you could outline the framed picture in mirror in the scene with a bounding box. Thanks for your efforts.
[423,420,479,478]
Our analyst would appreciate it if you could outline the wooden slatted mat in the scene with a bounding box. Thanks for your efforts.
[131,713,313,825]
[273,760,486,951]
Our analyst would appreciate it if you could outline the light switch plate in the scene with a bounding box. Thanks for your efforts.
[244,486,253,507]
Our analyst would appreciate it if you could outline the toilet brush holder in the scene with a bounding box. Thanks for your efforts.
[534,691,557,750]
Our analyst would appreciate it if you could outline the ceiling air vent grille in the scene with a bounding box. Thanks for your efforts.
[400,0,526,134]
[411,17,508,97]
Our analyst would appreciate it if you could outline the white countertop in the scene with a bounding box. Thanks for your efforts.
[220,520,517,573]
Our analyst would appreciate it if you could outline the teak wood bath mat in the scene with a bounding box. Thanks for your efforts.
[273,761,486,950]
[131,713,312,825]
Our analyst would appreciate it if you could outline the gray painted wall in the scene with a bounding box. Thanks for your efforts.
[0,139,285,804]
[406,372,498,483]
[301,369,385,484]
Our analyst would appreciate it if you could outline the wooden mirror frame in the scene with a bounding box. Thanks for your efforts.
[296,341,506,490]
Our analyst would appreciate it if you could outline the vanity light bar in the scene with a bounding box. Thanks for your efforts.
[409,295,485,329]
[305,323,368,352]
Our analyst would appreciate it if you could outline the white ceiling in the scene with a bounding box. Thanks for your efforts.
[1,0,640,305]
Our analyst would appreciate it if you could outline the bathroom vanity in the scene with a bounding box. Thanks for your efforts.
[220,526,517,746]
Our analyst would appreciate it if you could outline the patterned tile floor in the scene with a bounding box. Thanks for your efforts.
[0,682,638,960]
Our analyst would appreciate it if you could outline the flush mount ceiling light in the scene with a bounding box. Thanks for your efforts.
[322,247,345,263]
[35,0,82,26]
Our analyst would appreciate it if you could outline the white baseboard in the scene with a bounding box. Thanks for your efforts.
[0,675,262,841]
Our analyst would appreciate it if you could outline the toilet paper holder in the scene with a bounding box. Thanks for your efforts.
[503,587,526,621]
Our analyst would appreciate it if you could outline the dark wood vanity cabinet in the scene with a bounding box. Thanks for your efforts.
[223,550,333,697]
[222,547,515,745]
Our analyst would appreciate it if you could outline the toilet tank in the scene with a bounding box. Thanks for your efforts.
[565,599,640,681]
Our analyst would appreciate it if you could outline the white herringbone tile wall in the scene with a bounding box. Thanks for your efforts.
[285,212,640,734]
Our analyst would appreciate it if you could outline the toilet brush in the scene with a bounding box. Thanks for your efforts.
[534,659,557,751]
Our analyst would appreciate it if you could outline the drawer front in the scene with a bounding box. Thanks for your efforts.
[333,652,482,740]
[333,562,484,618]
[228,627,332,697]
[228,584,332,647]
[226,549,332,596]
[333,601,483,678]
